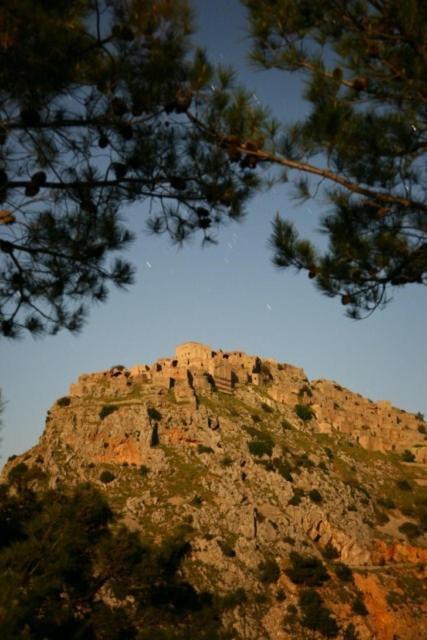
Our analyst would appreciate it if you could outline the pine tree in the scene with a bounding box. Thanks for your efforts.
[0,0,262,337]
[206,0,427,317]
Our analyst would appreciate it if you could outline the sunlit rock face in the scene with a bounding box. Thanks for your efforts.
[3,342,427,640]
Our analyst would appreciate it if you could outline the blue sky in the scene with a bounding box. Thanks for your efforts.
[1,1,426,464]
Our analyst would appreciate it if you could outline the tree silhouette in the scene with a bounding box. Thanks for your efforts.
[2,1,425,334]
[194,0,426,317]
[0,0,261,337]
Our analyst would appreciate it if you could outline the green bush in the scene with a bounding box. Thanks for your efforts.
[377,497,395,509]
[298,589,339,637]
[56,396,71,407]
[191,495,203,508]
[99,404,119,420]
[217,540,236,557]
[376,510,390,525]
[308,489,322,504]
[402,449,416,462]
[396,479,412,492]
[273,458,293,481]
[251,414,262,423]
[197,444,214,455]
[99,470,116,484]
[281,418,293,430]
[295,452,315,469]
[147,407,162,421]
[299,384,313,398]
[418,424,426,434]
[288,487,305,506]
[286,552,329,586]
[258,558,280,583]
[343,623,359,640]
[352,595,368,616]
[220,456,233,467]
[221,588,247,608]
[140,465,150,476]
[334,563,353,582]
[150,424,159,447]
[255,459,275,471]
[295,404,315,421]
[7,462,28,484]
[248,439,273,457]
[416,505,427,531]
[398,521,421,540]
[322,542,339,560]
[261,402,273,413]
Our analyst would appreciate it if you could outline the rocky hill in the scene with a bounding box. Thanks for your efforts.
[2,342,427,639]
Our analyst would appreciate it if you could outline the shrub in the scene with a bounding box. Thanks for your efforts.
[286,552,329,586]
[256,459,275,471]
[325,447,334,460]
[191,495,203,508]
[217,540,236,557]
[295,404,315,421]
[299,384,313,398]
[343,623,359,640]
[248,439,273,457]
[221,456,233,467]
[295,452,315,469]
[110,364,125,371]
[416,505,427,531]
[56,396,71,407]
[99,470,116,484]
[197,444,214,455]
[322,542,339,560]
[283,603,298,625]
[377,497,395,509]
[8,462,28,483]
[288,487,305,506]
[334,563,353,582]
[276,588,286,601]
[261,402,273,413]
[416,412,425,422]
[147,407,162,421]
[376,511,390,525]
[258,558,280,583]
[398,521,421,540]
[140,465,149,476]
[253,592,268,604]
[352,595,368,616]
[298,589,339,637]
[99,404,119,420]
[396,479,412,492]
[150,424,159,447]
[222,588,247,608]
[251,414,262,423]
[273,458,293,481]
[281,418,293,430]
[308,489,322,504]
[402,449,416,462]
[418,424,426,434]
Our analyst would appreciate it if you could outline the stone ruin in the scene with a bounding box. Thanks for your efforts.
[68,341,427,462]
[129,341,269,398]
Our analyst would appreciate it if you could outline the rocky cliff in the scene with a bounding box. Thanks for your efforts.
[2,342,427,639]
